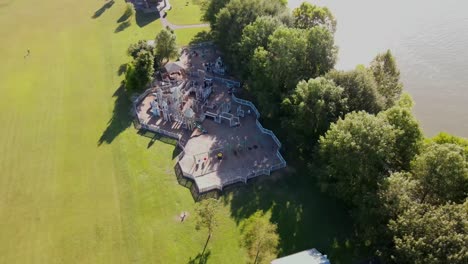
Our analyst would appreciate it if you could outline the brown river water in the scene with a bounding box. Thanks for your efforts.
[289,0,468,137]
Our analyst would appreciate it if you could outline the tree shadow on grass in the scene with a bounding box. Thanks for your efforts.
[115,21,132,33]
[187,249,211,264]
[223,166,359,264]
[117,9,133,23]
[189,31,214,45]
[97,83,133,146]
[135,10,160,27]
[92,0,115,19]
[117,64,127,76]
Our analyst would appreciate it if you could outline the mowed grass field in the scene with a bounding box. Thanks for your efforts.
[166,0,204,25]
[0,0,356,263]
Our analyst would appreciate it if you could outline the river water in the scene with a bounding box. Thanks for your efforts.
[288,0,468,137]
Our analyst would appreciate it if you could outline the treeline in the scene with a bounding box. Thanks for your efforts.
[201,0,468,263]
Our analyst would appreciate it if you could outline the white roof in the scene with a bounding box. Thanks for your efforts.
[271,249,330,264]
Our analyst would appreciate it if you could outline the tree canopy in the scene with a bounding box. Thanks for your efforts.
[319,111,396,206]
[241,211,279,264]
[281,77,347,153]
[388,201,468,264]
[154,29,178,67]
[195,198,220,236]
[128,40,154,59]
[213,0,289,72]
[125,50,154,92]
[326,67,384,114]
[292,2,336,33]
[370,50,403,108]
[379,94,423,170]
[411,143,467,205]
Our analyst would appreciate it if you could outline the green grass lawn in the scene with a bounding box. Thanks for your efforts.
[175,27,210,46]
[0,0,356,263]
[166,0,204,25]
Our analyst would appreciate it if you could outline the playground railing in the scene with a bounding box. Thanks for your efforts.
[231,94,260,118]
[213,77,241,88]
[255,120,282,148]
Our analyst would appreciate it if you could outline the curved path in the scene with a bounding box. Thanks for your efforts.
[158,0,209,30]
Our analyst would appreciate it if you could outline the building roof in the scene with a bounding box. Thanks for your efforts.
[164,61,186,73]
[271,249,330,264]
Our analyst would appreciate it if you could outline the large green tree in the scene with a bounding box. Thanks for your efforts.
[239,16,283,78]
[154,29,178,67]
[370,50,403,108]
[430,132,468,157]
[195,198,221,253]
[213,0,288,72]
[379,93,423,170]
[281,77,347,153]
[249,26,336,117]
[326,67,385,114]
[128,40,154,59]
[305,26,337,76]
[388,201,468,264]
[292,2,336,33]
[318,111,396,205]
[125,50,154,92]
[241,211,279,264]
[411,143,467,204]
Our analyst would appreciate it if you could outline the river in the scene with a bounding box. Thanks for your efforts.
[288,0,468,137]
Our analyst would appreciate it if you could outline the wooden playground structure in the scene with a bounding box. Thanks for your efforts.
[133,43,286,194]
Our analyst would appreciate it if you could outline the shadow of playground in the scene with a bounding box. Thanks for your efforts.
[92,0,115,19]
[223,167,358,263]
[135,10,160,27]
[97,83,133,146]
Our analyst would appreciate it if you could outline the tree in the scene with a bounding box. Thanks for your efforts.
[241,211,279,264]
[379,172,420,220]
[200,0,231,26]
[305,26,337,76]
[125,50,154,91]
[292,2,336,33]
[154,29,178,67]
[411,143,467,204]
[239,16,282,78]
[370,50,403,108]
[430,132,468,157]
[379,94,423,170]
[326,67,385,114]
[248,27,309,117]
[281,77,347,153]
[128,40,154,59]
[195,198,220,253]
[213,0,288,72]
[318,111,396,206]
[388,201,468,264]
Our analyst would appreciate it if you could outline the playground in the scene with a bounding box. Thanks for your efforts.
[134,44,285,192]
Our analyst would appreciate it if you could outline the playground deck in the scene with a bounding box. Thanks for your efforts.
[134,44,285,193]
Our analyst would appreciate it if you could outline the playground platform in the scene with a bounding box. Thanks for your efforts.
[133,43,286,193]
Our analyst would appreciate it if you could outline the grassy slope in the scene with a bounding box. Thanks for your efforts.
[0,0,356,263]
[175,27,210,46]
[166,0,204,25]
[0,1,243,263]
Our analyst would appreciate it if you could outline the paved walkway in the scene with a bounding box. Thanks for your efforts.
[158,0,209,30]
